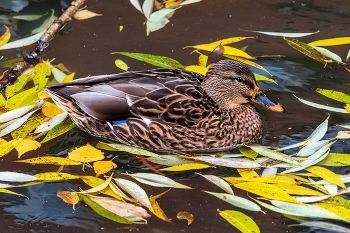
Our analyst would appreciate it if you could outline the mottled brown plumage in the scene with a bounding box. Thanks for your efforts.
[45,60,284,151]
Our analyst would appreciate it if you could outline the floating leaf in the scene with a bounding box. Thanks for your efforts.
[146,8,176,35]
[205,191,261,212]
[210,37,253,46]
[0,109,39,137]
[308,37,350,47]
[198,54,208,67]
[241,29,319,37]
[67,144,104,163]
[80,176,124,201]
[254,73,277,84]
[218,210,260,233]
[6,86,38,110]
[305,166,345,188]
[35,112,68,133]
[179,0,202,5]
[15,139,41,158]
[150,190,172,223]
[86,194,150,218]
[40,118,75,143]
[284,38,328,64]
[130,0,143,13]
[57,191,79,209]
[34,172,80,180]
[224,55,272,75]
[0,172,37,182]
[142,0,154,19]
[105,142,160,157]
[182,156,260,168]
[0,189,27,197]
[177,211,193,225]
[16,156,82,165]
[74,10,102,20]
[0,31,46,50]
[187,44,254,59]
[115,59,128,71]
[271,183,325,196]
[239,147,258,160]
[79,194,133,224]
[234,182,301,203]
[93,161,117,177]
[249,146,302,166]
[78,175,113,194]
[128,173,192,189]
[316,88,350,103]
[160,163,210,171]
[294,95,349,113]
[114,178,153,212]
[5,71,32,98]
[200,174,234,195]
[41,100,64,118]
[0,138,23,158]
[33,63,51,90]
[0,103,38,123]
[312,46,343,63]
[317,153,350,166]
[185,65,208,75]
[225,175,295,184]
[335,131,350,139]
[113,52,185,68]
[270,200,347,221]
[0,25,11,47]
[13,13,47,21]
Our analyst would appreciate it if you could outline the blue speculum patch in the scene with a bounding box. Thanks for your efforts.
[110,120,127,125]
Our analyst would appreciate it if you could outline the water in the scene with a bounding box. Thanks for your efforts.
[0,0,350,232]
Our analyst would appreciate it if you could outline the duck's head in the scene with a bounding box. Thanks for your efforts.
[201,60,284,112]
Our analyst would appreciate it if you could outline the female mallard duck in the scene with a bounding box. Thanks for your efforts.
[46,60,284,151]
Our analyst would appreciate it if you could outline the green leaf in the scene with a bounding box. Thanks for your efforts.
[284,38,328,64]
[112,52,185,68]
[79,194,134,224]
[316,88,350,103]
[317,153,350,166]
[5,72,33,98]
[40,118,75,143]
[249,146,302,166]
[104,142,161,158]
[33,63,51,90]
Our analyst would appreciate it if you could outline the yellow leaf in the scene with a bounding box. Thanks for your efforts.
[313,203,350,221]
[115,59,128,71]
[68,144,104,162]
[38,91,51,100]
[96,142,119,151]
[34,172,80,180]
[271,183,325,196]
[305,166,345,188]
[0,93,6,106]
[165,0,183,7]
[239,147,258,159]
[210,37,253,46]
[74,10,102,20]
[185,65,208,75]
[93,161,117,177]
[33,63,51,89]
[0,138,23,158]
[198,54,208,67]
[308,37,350,47]
[80,176,124,201]
[0,138,7,146]
[254,73,277,84]
[42,100,64,118]
[317,153,350,166]
[0,188,27,198]
[177,211,194,225]
[234,182,301,203]
[15,139,41,158]
[188,44,254,59]
[55,63,71,73]
[237,169,259,178]
[150,190,172,223]
[57,191,79,209]
[226,175,296,184]
[40,118,75,143]
[0,25,11,47]
[6,86,38,110]
[224,55,271,75]
[0,57,23,68]
[15,156,82,165]
[119,26,123,32]
[61,72,75,83]
[5,72,32,98]
[218,210,260,233]
[160,163,210,171]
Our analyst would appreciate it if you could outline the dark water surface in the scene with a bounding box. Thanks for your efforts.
[1,0,350,232]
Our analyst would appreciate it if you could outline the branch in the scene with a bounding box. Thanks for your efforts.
[0,0,87,92]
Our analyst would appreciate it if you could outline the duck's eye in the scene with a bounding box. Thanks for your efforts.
[236,77,243,82]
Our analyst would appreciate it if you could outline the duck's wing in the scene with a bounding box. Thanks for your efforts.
[46,68,216,126]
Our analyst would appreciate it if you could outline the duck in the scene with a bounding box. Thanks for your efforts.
[45,59,284,152]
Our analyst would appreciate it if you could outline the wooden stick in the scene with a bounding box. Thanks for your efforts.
[0,0,86,92]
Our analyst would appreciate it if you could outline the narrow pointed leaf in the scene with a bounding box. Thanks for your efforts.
[150,190,172,223]
[312,46,343,63]
[35,111,68,133]
[291,222,350,233]
[40,118,75,143]
[146,8,176,35]
[249,146,302,166]
[308,37,350,46]
[200,174,234,194]
[316,88,350,103]
[305,166,345,188]
[78,175,113,194]
[218,210,260,233]
[0,25,11,47]
[241,29,319,37]
[128,173,192,189]
[112,52,184,69]
[142,0,154,19]
[317,153,350,166]
[205,191,261,212]
[182,156,261,168]
[160,163,210,171]
[294,95,349,113]
[0,172,38,182]
[34,172,80,180]
[15,156,82,165]
[130,0,143,13]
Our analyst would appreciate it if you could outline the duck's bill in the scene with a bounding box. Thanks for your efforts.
[250,91,285,113]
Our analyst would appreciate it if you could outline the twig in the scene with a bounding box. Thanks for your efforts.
[0,0,86,92]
